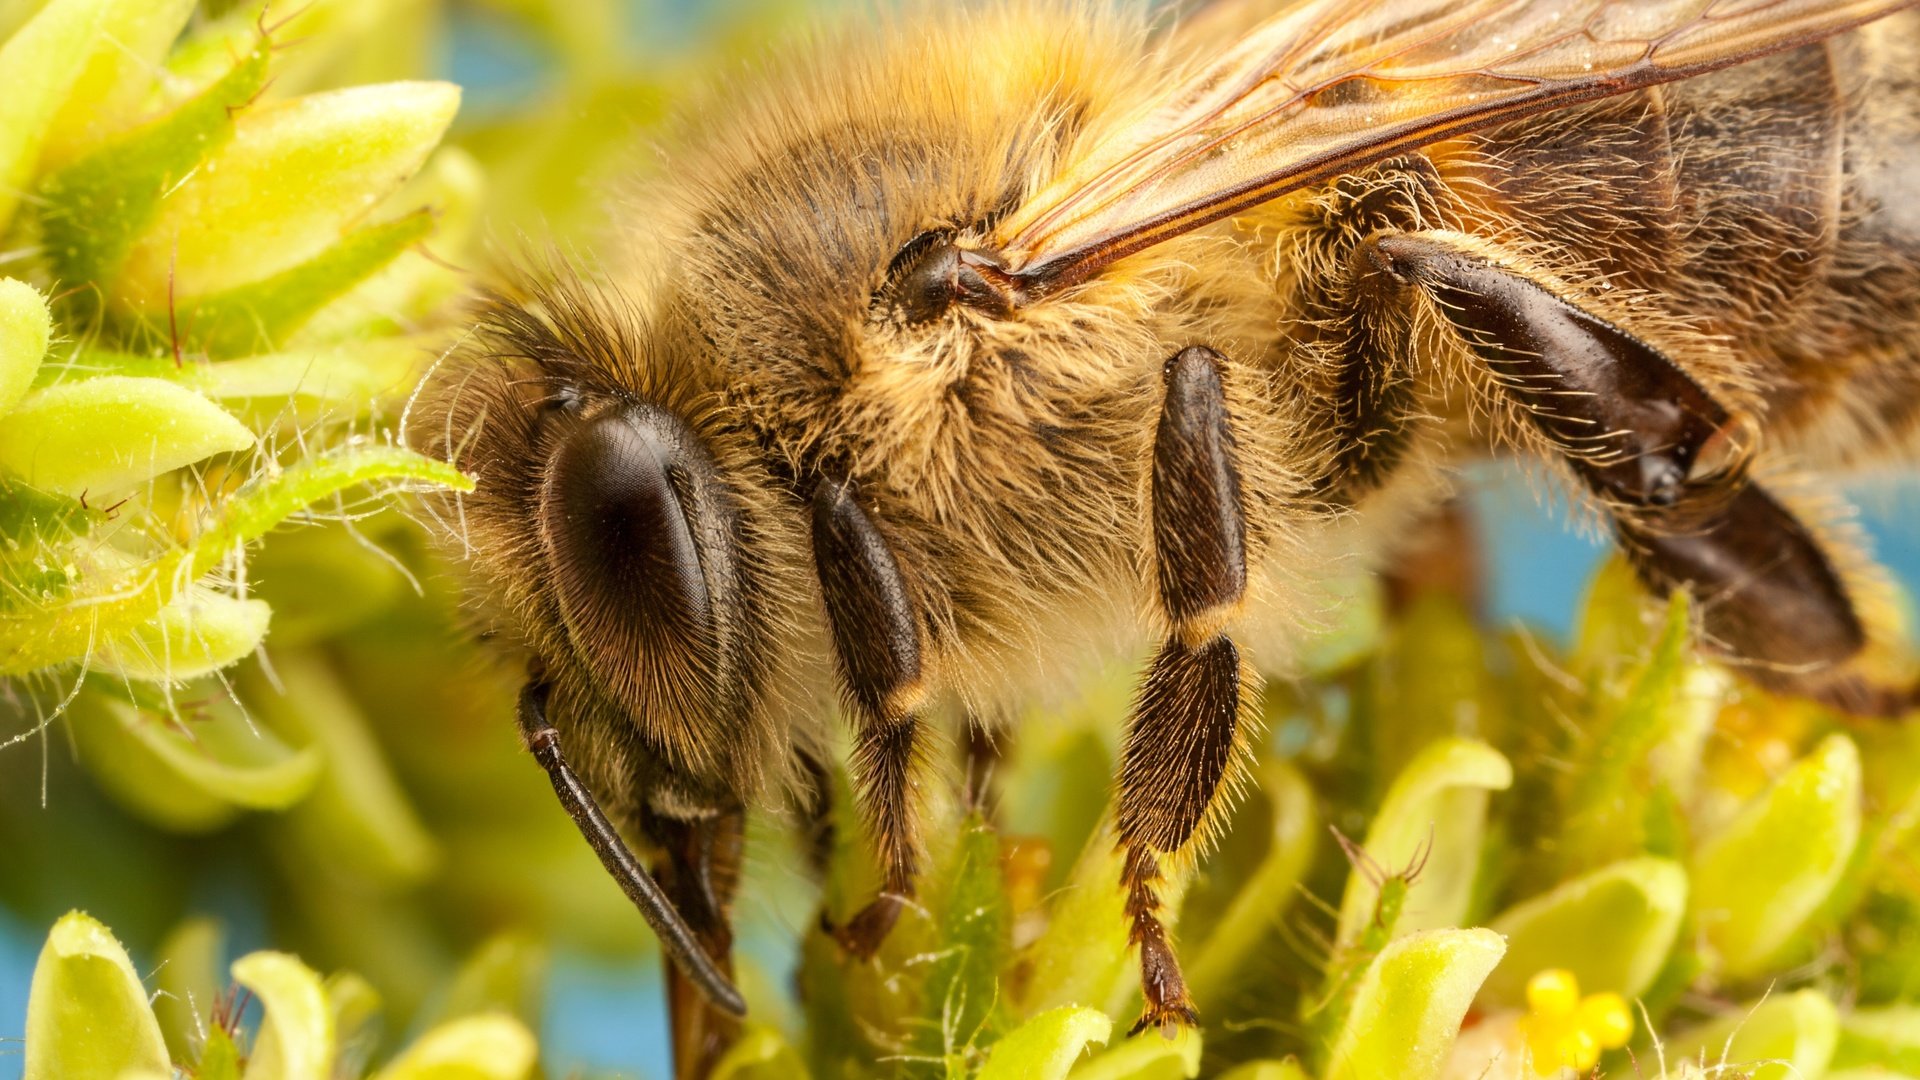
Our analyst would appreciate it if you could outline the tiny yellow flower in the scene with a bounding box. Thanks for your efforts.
[1525,968,1581,1018]
[1579,992,1634,1048]
[1518,969,1634,1076]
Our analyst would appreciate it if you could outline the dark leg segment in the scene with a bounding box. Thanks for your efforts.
[651,810,745,1080]
[963,712,1004,813]
[1620,484,1903,715]
[1118,346,1254,1034]
[515,683,746,1017]
[793,746,837,881]
[1363,231,1757,510]
[811,476,928,957]
[1362,230,1900,712]
[1381,498,1485,616]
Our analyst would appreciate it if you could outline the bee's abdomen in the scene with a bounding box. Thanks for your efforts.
[1463,14,1920,453]
[1468,44,1845,314]
[1804,13,1920,449]
[1663,45,1844,334]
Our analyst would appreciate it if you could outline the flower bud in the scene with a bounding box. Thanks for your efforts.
[0,276,51,415]
[98,586,271,682]
[116,80,461,309]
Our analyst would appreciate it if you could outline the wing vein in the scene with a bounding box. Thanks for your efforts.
[995,0,1916,292]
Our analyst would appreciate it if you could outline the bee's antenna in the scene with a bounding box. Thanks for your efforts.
[515,682,748,1018]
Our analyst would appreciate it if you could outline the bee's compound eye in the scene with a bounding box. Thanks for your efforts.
[539,407,717,690]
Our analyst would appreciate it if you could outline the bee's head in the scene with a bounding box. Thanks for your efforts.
[415,270,807,818]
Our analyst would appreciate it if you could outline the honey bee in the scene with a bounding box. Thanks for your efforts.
[416,0,1920,1073]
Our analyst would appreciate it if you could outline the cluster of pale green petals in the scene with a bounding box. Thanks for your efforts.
[0,0,472,827]
[23,911,534,1079]
[0,0,472,653]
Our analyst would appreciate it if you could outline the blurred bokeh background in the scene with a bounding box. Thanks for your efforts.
[2,1,1917,1077]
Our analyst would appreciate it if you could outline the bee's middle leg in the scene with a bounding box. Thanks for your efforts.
[1116,345,1258,1035]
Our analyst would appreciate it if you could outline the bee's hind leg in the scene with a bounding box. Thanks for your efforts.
[1359,229,1909,715]
[1116,346,1260,1035]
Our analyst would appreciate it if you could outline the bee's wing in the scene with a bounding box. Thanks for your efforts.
[996,0,1914,289]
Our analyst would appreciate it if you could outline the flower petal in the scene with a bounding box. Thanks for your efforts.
[1186,761,1318,1005]
[1834,1004,1920,1074]
[1068,1026,1201,1079]
[68,688,322,833]
[1335,738,1513,947]
[978,1006,1113,1080]
[371,1015,537,1080]
[1692,734,1863,976]
[0,375,254,498]
[0,0,112,231]
[36,0,195,167]
[711,1027,810,1080]
[23,912,169,1080]
[234,951,335,1080]
[1481,857,1688,1005]
[1665,989,1839,1080]
[1216,1064,1312,1080]
[1324,928,1508,1080]
[243,650,438,884]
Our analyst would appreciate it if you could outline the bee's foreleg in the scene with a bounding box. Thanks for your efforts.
[647,808,747,1080]
[1361,230,1905,715]
[1117,346,1259,1036]
[810,475,929,958]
